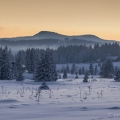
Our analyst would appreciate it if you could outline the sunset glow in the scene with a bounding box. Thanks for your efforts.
[0,0,120,40]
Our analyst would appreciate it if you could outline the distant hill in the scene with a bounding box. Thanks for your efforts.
[32,31,115,43]
[33,31,66,39]
[0,31,118,53]
[32,31,103,42]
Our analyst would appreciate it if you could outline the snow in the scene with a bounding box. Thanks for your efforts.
[57,63,94,70]
[0,75,120,120]
[57,62,120,71]
[22,64,26,68]
[23,62,120,80]
[106,56,119,61]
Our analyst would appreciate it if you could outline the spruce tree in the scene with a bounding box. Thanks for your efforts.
[89,62,94,76]
[83,70,89,82]
[82,67,85,75]
[114,70,120,82]
[100,59,114,78]
[26,48,30,72]
[34,51,57,82]
[15,51,24,81]
[71,63,76,74]
[26,48,35,73]
[94,65,98,75]
[63,68,67,79]
[114,66,118,75]
[0,46,12,80]
[48,52,57,81]
[66,64,70,73]
[11,61,16,79]
[79,68,82,75]
[75,72,79,79]
[61,66,65,73]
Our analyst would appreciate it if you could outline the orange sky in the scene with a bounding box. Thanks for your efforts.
[0,0,120,40]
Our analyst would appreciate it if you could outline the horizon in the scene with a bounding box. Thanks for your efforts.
[0,30,112,40]
[0,0,120,41]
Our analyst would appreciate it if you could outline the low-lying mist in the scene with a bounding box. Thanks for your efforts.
[0,45,58,54]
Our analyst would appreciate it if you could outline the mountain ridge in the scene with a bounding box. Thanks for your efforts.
[32,31,118,43]
[0,31,118,43]
[0,31,119,53]
[33,31,102,40]
[0,31,119,47]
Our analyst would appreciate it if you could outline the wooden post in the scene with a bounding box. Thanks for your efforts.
[49,89,51,98]
[2,86,3,94]
[38,87,41,102]
[79,87,81,100]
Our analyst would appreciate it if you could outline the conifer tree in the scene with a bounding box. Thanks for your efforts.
[71,63,76,74]
[0,46,12,80]
[79,68,82,75]
[15,51,24,81]
[61,66,65,73]
[66,64,70,73]
[89,62,94,76]
[83,70,89,82]
[94,65,98,75]
[75,72,79,79]
[82,67,85,75]
[26,48,35,73]
[114,66,118,75]
[63,68,67,79]
[48,52,58,81]
[114,70,120,82]
[26,48,30,72]
[34,51,57,82]
[100,59,114,78]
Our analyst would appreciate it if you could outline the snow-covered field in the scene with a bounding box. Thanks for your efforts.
[56,62,120,72]
[0,75,120,120]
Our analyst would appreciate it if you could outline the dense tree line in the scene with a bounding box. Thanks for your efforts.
[0,47,57,81]
[0,46,13,80]
[15,42,120,79]
[17,43,120,65]
[54,43,120,63]
[0,42,120,81]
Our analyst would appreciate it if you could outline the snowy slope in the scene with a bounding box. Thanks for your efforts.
[0,75,120,120]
